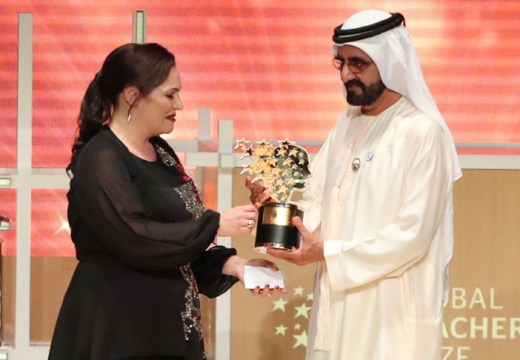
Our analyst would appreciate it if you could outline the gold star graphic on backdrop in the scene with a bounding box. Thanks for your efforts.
[273,298,289,312]
[270,286,313,349]
[294,286,304,296]
[294,303,312,319]
[275,324,288,336]
[293,331,308,349]
[55,214,71,235]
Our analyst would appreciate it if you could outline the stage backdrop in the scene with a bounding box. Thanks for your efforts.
[0,0,520,358]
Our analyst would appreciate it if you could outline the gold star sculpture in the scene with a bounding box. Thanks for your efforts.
[236,138,311,203]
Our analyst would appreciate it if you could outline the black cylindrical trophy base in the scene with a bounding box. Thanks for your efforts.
[255,202,303,251]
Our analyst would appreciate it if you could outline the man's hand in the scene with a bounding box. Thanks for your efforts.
[267,216,324,265]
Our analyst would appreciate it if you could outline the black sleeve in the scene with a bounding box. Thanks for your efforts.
[191,246,240,298]
[70,139,218,272]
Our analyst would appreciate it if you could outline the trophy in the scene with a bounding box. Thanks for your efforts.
[235,138,311,252]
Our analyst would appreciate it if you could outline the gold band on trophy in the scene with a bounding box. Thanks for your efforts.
[260,205,297,226]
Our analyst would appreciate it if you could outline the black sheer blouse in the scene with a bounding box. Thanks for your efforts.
[49,127,238,360]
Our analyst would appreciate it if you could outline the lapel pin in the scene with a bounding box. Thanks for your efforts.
[352,158,361,171]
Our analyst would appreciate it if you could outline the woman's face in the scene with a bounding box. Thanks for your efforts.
[135,67,183,137]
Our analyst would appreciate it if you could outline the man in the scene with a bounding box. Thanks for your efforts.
[248,9,461,360]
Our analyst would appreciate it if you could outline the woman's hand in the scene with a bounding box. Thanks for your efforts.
[249,284,285,297]
[246,177,271,208]
[217,204,258,237]
[222,256,287,296]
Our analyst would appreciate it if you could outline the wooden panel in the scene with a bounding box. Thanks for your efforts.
[443,170,520,359]
[230,169,520,360]
[30,257,76,343]
[1,257,15,346]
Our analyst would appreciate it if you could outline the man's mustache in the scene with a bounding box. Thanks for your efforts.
[345,79,365,88]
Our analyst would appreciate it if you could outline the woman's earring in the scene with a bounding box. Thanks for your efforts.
[126,98,136,122]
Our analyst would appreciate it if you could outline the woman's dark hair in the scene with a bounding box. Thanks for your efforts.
[66,43,176,175]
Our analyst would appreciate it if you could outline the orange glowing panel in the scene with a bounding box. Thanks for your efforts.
[0,0,519,170]
[1,1,520,255]
[31,189,73,256]
[0,190,16,256]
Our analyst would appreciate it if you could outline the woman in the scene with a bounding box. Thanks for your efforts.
[49,43,283,360]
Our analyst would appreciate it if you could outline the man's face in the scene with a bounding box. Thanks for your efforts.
[335,45,386,106]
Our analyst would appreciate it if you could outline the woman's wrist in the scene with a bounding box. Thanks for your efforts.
[222,255,246,278]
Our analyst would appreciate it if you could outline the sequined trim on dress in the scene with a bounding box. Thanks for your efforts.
[154,144,178,167]
[173,184,204,219]
[154,142,206,357]
[154,143,204,219]
[180,265,204,342]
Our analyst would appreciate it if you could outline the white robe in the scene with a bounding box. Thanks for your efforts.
[301,97,454,360]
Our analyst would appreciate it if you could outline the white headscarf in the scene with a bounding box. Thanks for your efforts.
[333,10,462,181]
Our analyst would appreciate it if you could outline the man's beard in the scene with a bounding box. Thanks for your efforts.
[345,79,386,106]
